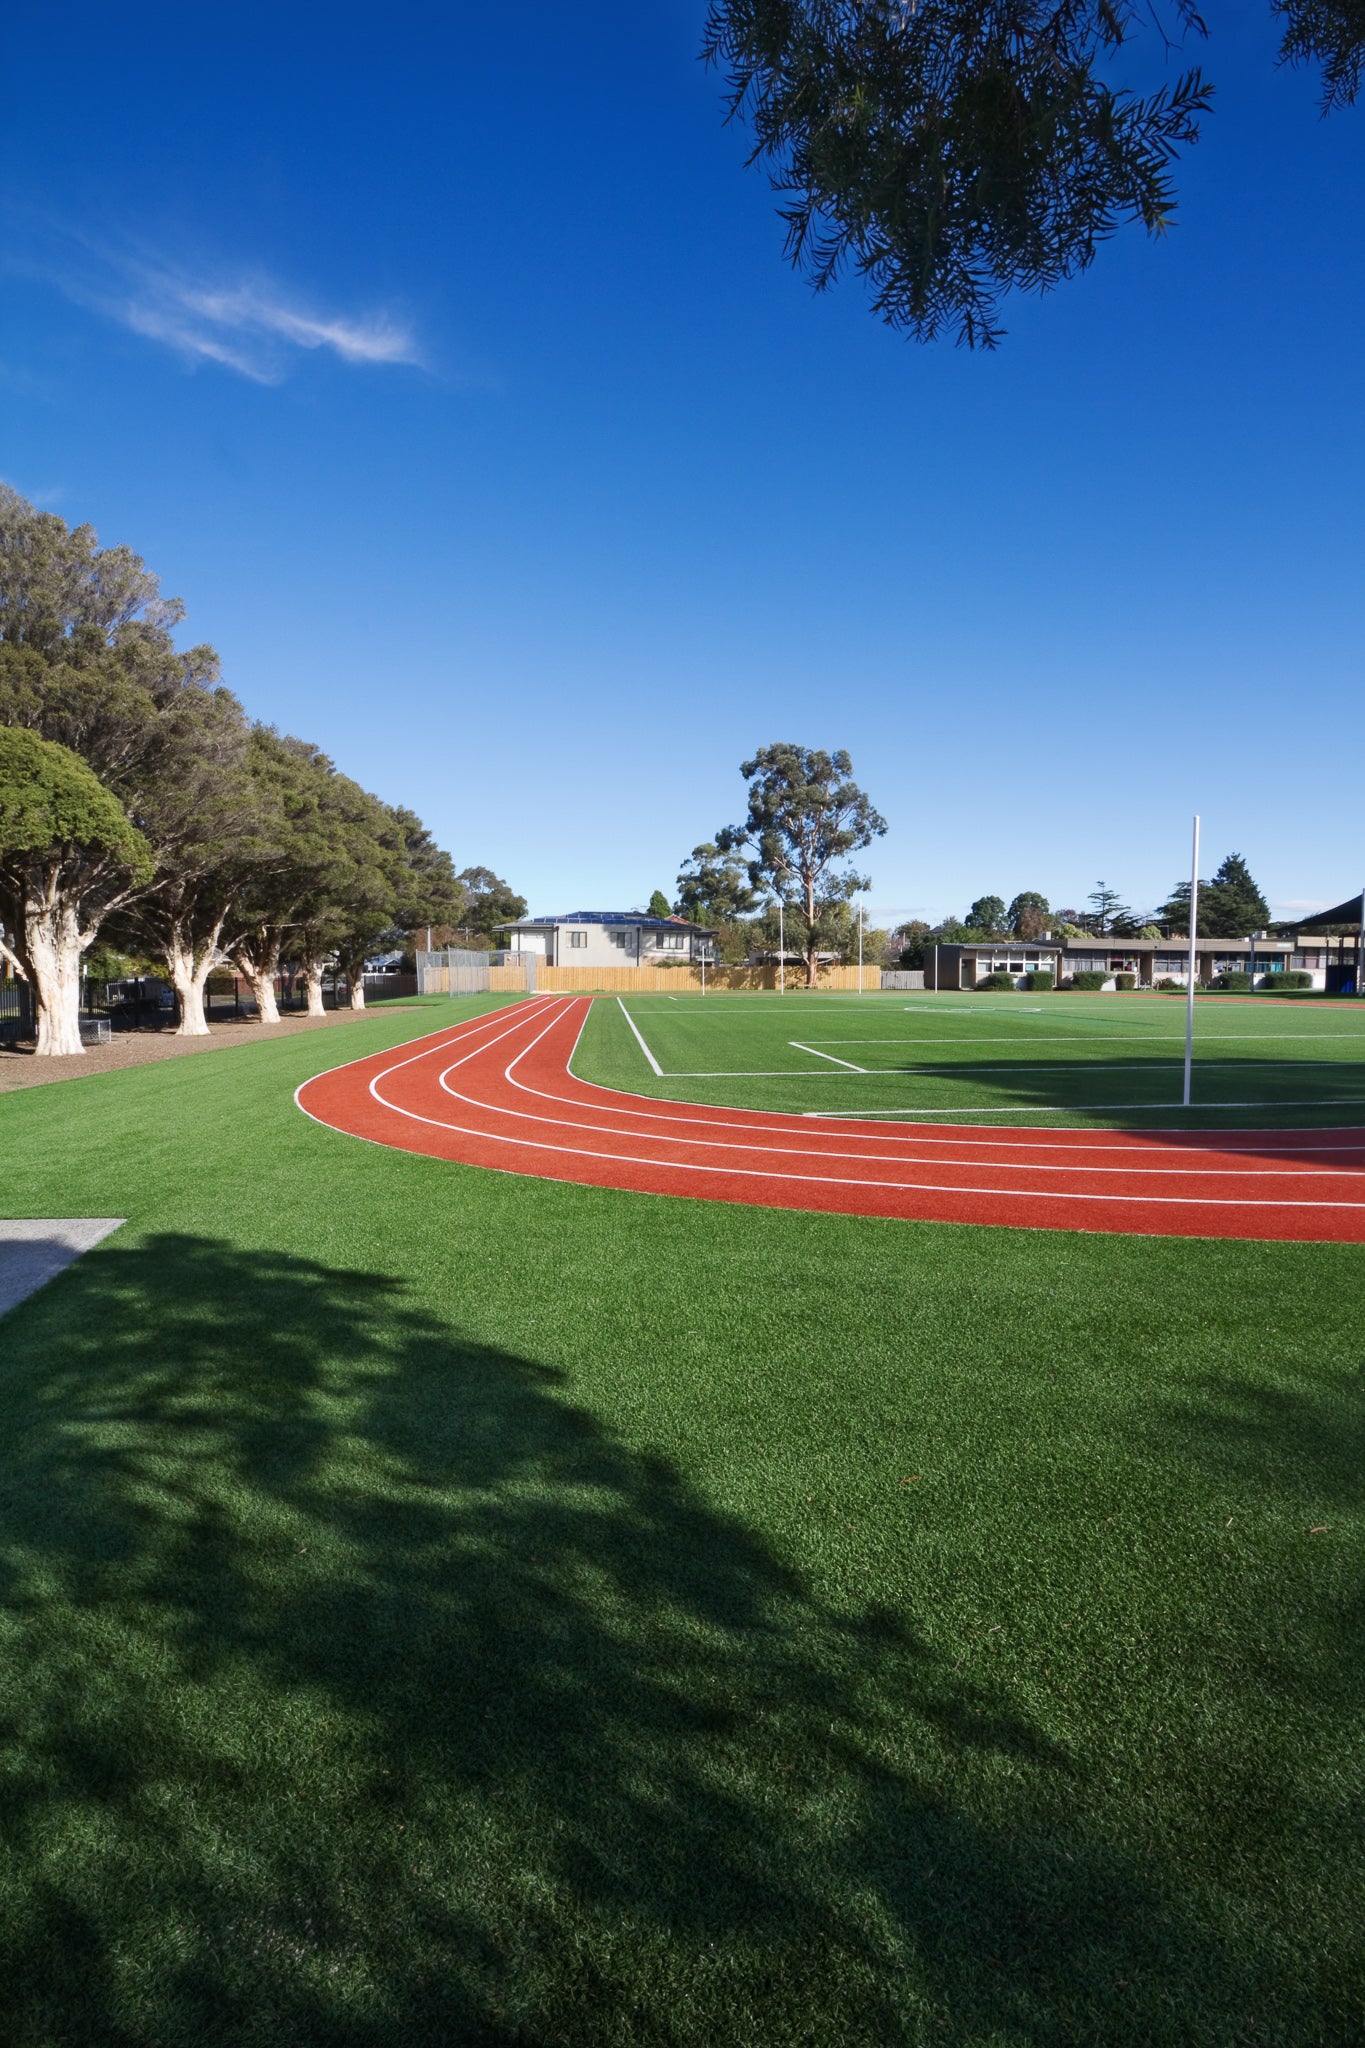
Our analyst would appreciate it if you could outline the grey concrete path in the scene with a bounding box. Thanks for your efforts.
[0,1220,125,1319]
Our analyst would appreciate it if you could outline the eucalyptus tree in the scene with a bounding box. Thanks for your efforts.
[225,730,339,1024]
[453,863,526,946]
[675,841,760,924]
[0,728,152,1054]
[0,485,237,1038]
[716,742,886,986]
[704,2,1360,348]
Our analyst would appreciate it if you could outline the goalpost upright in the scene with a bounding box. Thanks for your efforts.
[1183,815,1200,1108]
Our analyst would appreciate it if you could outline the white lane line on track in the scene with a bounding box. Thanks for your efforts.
[361,1032,1365,1213]
[616,997,663,1076]
[382,1007,1365,1193]
[478,1082,1365,1184]
[789,1041,867,1071]
[303,1003,1365,1208]
[294,997,564,1124]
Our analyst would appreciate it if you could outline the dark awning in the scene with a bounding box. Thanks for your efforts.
[1295,892,1365,930]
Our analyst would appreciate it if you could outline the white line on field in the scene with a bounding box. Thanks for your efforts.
[789,1040,867,1072]
[803,1099,1365,1117]
[616,997,663,1076]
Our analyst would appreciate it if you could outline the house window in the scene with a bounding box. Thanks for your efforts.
[569,930,587,950]
[608,930,630,948]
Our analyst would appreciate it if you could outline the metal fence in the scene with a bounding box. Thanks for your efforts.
[417,948,501,995]
[880,971,925,990]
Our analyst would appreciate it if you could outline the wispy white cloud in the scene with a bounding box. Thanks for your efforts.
[1273,898,1333,914]
[10,219,421,382]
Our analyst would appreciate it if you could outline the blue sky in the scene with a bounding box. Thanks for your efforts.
[3,2,1362,926]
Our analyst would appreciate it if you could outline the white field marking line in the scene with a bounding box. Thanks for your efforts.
[294,996,563,1121]
[805,1035,1365,1046]
[805,1100,1365,1119]
[448,1011,1365,1184]
[789,1040,867,1071]
[557,1010,1365,1151]
[616,997,663,1076]
[369,1037,1365,1213]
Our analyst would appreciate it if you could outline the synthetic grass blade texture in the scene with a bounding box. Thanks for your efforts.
[0,995,1360,2047]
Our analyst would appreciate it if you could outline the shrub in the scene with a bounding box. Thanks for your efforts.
[1070,970,1108,991]
[1212,970,1254,992]
[978,971,1017,991]
[1025,969,1054,992]
[1272,971,1313,989]
[1114,972,1136,990]
[1155,976,1182,990]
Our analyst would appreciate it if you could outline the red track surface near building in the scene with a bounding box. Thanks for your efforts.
[296,996,1365,1242]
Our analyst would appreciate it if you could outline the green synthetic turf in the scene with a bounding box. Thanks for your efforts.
[0,995,1360,2046]
[575,989,1365,1128]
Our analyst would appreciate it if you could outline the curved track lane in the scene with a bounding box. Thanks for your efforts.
[296,997,1365,1242]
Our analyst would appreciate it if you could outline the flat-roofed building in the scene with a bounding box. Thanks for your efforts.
[925,935,1315,991]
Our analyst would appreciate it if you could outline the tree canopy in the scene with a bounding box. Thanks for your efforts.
[1158,851,1271,937]
[675,841,761,924]
[0,487,517,1050]
[966,894,1008,937]
[704,2,1362,346]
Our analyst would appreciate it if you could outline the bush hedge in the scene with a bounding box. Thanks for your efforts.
[1272,971,1313,989]
[978,971,1017,992]
[1069,970,1109,992]
[1212,970,1254,992]
[1114,972,1136,990]
[1025,970,1054,992]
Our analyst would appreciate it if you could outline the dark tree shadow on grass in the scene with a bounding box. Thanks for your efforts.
[0,1236,1341,2046]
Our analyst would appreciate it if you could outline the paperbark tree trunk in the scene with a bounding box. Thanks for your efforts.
[303,957,327,1017]
[341,950,367,1010]
[163,925,220,1037]
[230,932,283,1024]
[26,901,87,1056]
[247,969,281,1024]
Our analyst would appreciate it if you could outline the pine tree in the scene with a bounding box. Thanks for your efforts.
[1202,853,1271,937]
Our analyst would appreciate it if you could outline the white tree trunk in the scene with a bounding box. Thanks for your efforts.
[27,902,87,1056]
[303,958,327,1017]
[164,931,218,1037]
[248,969,281,1024]
[348,976,366,1012]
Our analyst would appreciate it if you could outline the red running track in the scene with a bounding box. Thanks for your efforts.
[295,996,1365,1242]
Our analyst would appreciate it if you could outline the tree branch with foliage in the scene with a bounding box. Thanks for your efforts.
[717,742,886,986]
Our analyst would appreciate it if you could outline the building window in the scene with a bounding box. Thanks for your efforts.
[608,930,630,948]
[569,930,587,950]
[654,933,685,951]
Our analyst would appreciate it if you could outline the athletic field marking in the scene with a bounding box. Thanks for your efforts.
[803,1099,1365,1119]
[789,1040,867,1072]
[616,998,662,1076]
[297,999,1365,1241]
[357,1024,1365,1212]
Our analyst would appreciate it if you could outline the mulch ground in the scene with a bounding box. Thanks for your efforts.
[0,1007,418,1091]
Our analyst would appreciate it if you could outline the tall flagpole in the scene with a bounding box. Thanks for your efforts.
[1183,815,1200,1108]
[778,898,784,997]
[858,899,864,994]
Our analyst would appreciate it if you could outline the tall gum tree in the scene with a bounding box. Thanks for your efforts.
[717,743,886,986]
[0,728,152,1055]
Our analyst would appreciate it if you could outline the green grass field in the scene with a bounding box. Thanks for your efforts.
[571,989,1365,1128]
[1,994,1361,2046]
